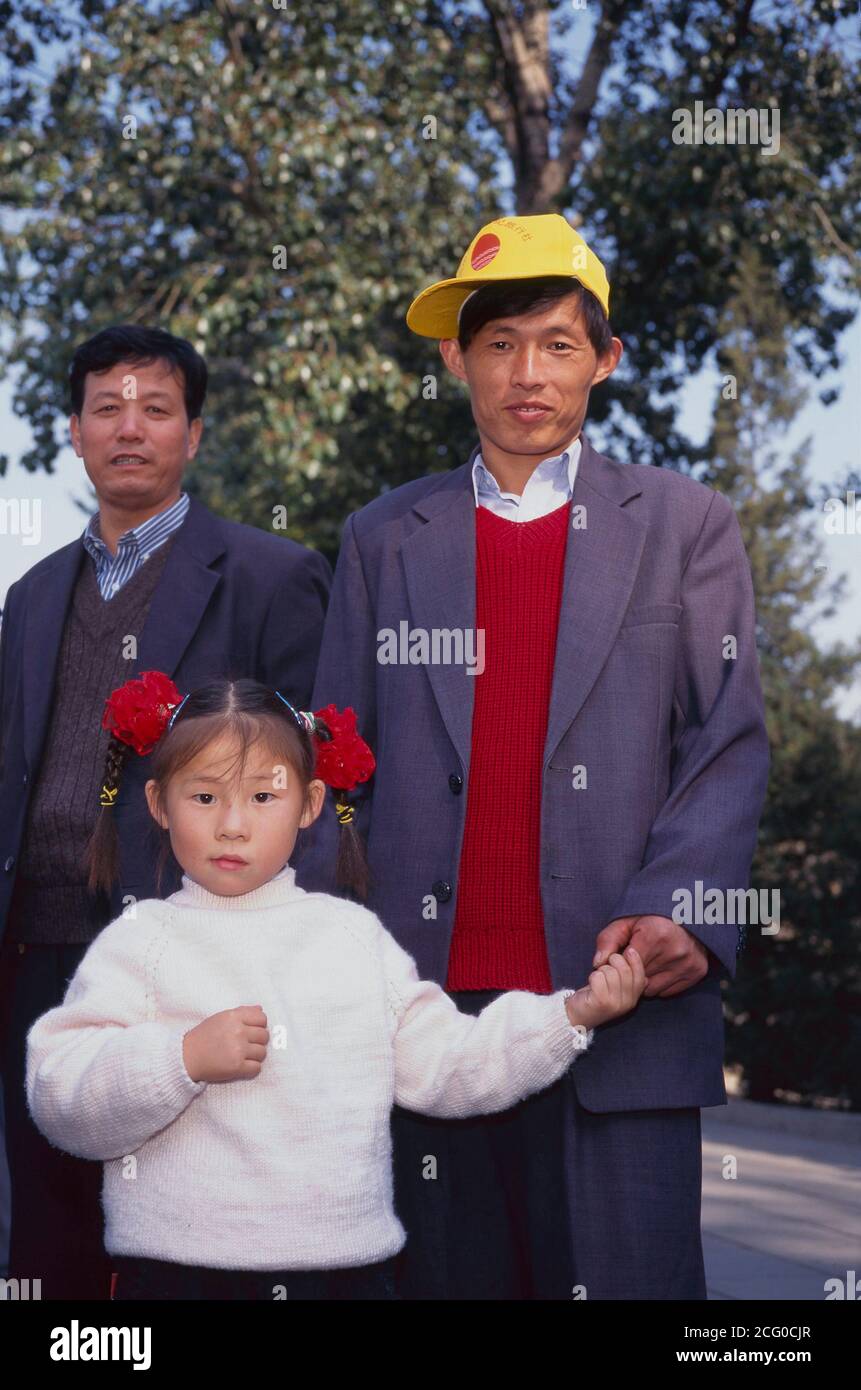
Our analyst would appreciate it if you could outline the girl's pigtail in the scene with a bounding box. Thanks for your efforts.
[86,733,129,896]
[333,793,371,902]
[86,670,184,899]
[310,711,373,903]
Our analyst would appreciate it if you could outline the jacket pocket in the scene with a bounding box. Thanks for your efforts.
[620,602,683,628]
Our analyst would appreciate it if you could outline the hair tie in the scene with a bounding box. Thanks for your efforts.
[166,693,190,731]
[274,691,316,736]
[274,693,374,795]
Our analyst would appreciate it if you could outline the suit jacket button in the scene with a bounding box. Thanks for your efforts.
[432,880,452,903]
[4,856,14,872]
[448,774,463,794]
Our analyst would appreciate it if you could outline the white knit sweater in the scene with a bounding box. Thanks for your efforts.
[25,865,593,1270]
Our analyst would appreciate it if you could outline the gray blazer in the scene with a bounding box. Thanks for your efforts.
[295,433,770,1112]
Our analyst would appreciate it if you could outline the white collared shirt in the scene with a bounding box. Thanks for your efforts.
[471,435,581,522]
[82,491,190,600]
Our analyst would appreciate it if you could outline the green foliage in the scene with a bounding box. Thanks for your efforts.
[704,247,861,1108]
[580,0,860,464]
[0,0,500,554]
[1,1,859,539]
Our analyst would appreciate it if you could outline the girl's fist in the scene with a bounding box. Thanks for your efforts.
[564,949,646,1030]
[182,1005,269,1083]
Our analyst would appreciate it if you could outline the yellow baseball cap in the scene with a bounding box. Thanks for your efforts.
[406,213,610,338]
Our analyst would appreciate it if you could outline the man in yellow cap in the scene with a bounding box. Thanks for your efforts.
[407,215,620,502]
[297,214,769,1299]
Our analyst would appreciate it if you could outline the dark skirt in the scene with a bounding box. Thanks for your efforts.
[110,1253,400,1301]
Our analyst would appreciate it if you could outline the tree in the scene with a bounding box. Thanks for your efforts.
[704,245,861,1107]
[0,0,500,552]
[0,0,858,550]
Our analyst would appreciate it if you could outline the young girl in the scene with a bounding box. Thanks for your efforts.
[25,670,645,1301]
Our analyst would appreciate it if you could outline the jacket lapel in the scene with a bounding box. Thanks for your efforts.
[543,435,645,765]
[401,453,479,769]
[132,496,225,678]
[20,496,226,772]
[399,435,646,774]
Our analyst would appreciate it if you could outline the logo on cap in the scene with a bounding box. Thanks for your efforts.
[470,233,501,271]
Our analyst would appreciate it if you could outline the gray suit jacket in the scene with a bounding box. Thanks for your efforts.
[295,434,770,1112]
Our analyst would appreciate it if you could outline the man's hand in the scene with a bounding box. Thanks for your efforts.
[592,915,709,997]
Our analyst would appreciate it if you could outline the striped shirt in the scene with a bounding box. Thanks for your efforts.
[81,492,190,600]
[471,435,581,522]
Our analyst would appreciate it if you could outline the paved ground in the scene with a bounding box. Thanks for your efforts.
[701,1108,861,1301]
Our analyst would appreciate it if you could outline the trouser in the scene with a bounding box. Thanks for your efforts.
[391,987,707,1301]
[111,1253,400,1301]
[0,939,113,1300]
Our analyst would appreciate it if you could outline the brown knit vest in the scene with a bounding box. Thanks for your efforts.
[8,535,177,944]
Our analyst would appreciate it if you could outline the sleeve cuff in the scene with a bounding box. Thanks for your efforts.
[547,990,594,1065]
[155,1024,208,1105]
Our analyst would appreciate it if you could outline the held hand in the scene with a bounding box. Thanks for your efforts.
[593,915,709,997]
[565,948,646,1030]
[182,1005,270,1083]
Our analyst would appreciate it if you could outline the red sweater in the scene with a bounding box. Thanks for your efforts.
[445,499,570,994]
